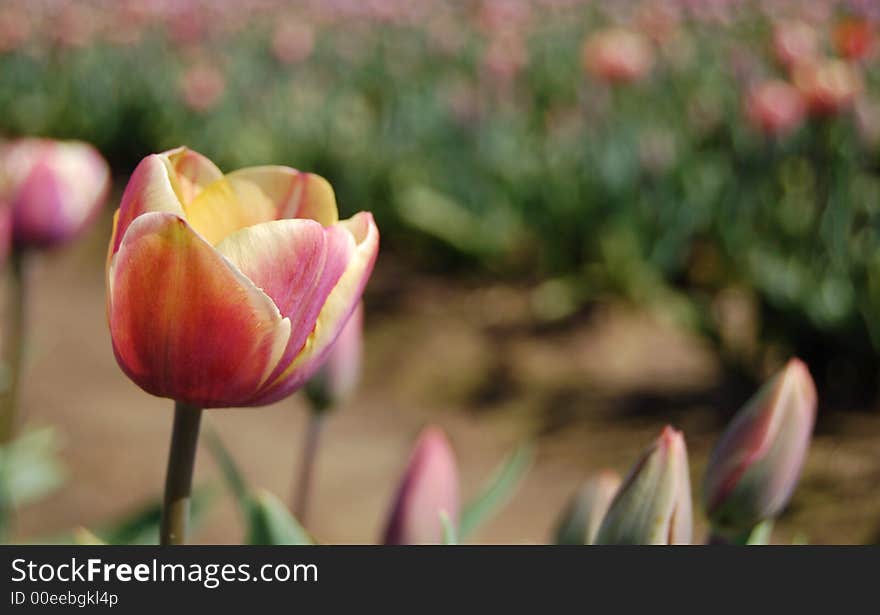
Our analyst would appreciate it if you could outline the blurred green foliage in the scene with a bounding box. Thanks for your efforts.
[2,1,880,392]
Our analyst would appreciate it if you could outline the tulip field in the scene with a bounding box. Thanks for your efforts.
[1,0,880,546]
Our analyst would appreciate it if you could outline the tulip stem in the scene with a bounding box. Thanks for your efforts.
[160,402,203,545]
[292,410,325,526]
[0,251,27,445]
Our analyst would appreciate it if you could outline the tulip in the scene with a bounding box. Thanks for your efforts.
[0,205,10,271]
[107,147,378,544]
[107,146,379,409]
[555,470,621,545]
[594,426,692,545]
[272,20,315,65]
[383,426,459,545]
[833,18,873,61]
[702,359,817,540]
[744,80,806,137]
[772,20,819,70]
[179,64,226,114]
[0,138,110,250]
[582,27,654,85]
[793,59,863,116]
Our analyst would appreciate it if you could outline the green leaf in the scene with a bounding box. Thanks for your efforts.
[745,520,774,545]
[247,490,314,546]
[440,511,458,545]
[459,444,533,539]
[0,427,64,508]
[204,429,249,509]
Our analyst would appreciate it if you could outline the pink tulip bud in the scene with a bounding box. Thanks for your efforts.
[272,20,315,65]
[745,80,806,137]
[595,426,692,545]
[305,302,363,411]
[382,426,459,545]
[772,20,819,70]
[555,470,621,545]
[702,359,817,536]
[582,27,654,85]
[0,139,110,250]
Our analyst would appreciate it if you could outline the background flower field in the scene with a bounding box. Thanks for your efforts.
[2,0,880,543]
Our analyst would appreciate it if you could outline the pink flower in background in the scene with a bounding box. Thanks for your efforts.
[793,58,863,116]
[702,359,817,536]
[745,79,806,137]
[272,19,316,65]
[0,6,30,54]
[305,302,364,410]
[833,17,874,61]
[772,20,819,70]
[582,27,654,85]
[180,64,227,113]
[106,147,379,408]
[0,139,110,250]
[0,205,11,268]
[383,426,459,545]
[594,426,692,545]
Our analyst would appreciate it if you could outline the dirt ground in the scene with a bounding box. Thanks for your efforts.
[8,209,880,545]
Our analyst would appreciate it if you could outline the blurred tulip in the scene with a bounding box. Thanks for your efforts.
[745,80,806,137]
[0,6,30,54]
[703,358,817,538]
[305,302,364,411]
[554,470,621,545]
[106,147,379,408]
[595,426,692,545]
[772,20,819,70]
[582,27,654,84]
[180,64,226,114]
[793,59,863,115]
[833,18,873,61]
[272,20,315,65]
[0,205,10,269]
[383,426,459,545]
[0,139,110,250]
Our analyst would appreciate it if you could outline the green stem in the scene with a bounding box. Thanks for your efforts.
[160,402,203,545]
[0,251,26,445]
[292,410,325,527]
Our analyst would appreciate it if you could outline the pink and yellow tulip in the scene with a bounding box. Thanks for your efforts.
[383,426,459,545]
[106,147,379,408]
[0,138,110,250]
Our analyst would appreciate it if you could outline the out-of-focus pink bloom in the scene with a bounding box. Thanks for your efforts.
[582,27,654,85]
[106,147,379,408]
[745,79,806,137]
[180,64,226,113]
[482,33,527,87]
[772,20,819,70]
[0,205,11,268]
[595,426,692,545]
[702,359,817,536]
[383,426,459,545]
[555,470,621,545]
[855,96,880,147]
[637,1,682,44]
[477,0,532,36]
[272,20,316,65]
[833,18,874,61]
[305,302,363,410]
[0,139,110,250]
[793,58,863,116]
[52,4,99,49]
[0,6,30,54]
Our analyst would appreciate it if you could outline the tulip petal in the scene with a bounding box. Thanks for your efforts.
[162,146,223,205]
[249,212,379,405]
[111,154,186,256]
[108,212,291,408]
[181,167,339,246]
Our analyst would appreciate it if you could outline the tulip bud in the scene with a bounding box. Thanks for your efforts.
[0,139,110,250]
[772,20,819,70]
[555,470,621,545]
[382,426,459,545]
[582,27,654,85]
[702,359,817,538]
[793,59,863,116]
[305,302,363,411]
[595,426,692,545]
[833,18,873,61]
[744,80,806,137]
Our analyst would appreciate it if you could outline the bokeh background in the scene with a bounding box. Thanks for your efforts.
[3,0,880,543]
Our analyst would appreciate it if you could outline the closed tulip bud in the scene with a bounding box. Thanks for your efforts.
[595,426,692,545]
[793,59,863,116]
[555,471,621,545]
[305,302,363,411]
[0,139,110,250]
[582,27,654,85]
[383,426,459,545]
[745,80,806,137]
[772,20,819,70]
[703,359,817,538]
[833,18,873,61]
[107,147,378,408]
